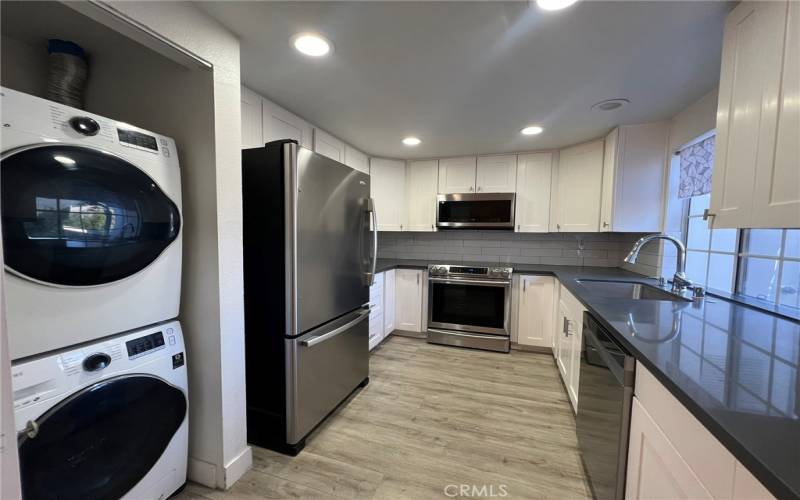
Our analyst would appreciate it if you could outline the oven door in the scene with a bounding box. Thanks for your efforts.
[427,278,510,335]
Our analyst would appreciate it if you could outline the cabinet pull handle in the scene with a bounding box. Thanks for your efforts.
[702,209,716,224]
[416,273,420,285]
[400,224,403,231]
[477,186,482,192]
[603,221,609,228]
[523,281,527,292]
[517,224,520,231]
[557,223,561,231]
[563,317,569,336]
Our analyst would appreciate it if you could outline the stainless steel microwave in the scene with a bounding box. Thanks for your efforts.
[435,193,515,230]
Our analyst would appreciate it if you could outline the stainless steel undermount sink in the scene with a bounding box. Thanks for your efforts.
[576,279,690,302]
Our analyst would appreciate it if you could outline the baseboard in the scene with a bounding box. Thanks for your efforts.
[390,329,427,339]
[187,445,252,490]
[510,342,552,354]
[223,445,252,489]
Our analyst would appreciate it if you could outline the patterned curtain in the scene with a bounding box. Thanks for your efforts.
[678,135,715,198]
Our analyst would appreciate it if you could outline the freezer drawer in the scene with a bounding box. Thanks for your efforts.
[286,308,369,444]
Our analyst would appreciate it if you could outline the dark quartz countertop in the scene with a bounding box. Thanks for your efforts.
[375,259,800,499]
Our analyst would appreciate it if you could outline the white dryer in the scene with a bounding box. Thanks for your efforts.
[12,320,188,500]
[0,87,182,360]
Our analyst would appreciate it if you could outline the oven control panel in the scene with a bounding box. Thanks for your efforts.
[428,264,512,280]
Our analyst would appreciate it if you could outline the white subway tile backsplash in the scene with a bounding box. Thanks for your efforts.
[377,231,654,269]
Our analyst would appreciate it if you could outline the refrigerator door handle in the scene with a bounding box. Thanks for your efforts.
[300,308,370,347]
[366,198,378,286]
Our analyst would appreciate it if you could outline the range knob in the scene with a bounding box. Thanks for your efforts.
[502,269,512,278]
[69,116,100,136]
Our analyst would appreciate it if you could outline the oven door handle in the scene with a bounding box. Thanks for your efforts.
[428,277,510,287]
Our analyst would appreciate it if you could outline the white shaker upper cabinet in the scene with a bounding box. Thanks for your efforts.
[476,155,517,193]
[262,98,313,149]
[515,152,554,233]
[711,1,800,228]
[344,145,369,174]
[241,86,262,149]
[600,122,670,232]
[438,156,477,194]
[406,160,439,232]
[555,140,604,232]
[370,158,406,231]
[313,128,345,163]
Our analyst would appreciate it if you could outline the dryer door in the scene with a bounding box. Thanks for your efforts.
[17,375,187,500]
[1,144,180,286]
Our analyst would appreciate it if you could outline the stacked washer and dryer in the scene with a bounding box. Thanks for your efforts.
[1,87,188,500]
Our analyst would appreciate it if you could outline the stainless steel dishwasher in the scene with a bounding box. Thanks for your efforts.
[576,312,636,500]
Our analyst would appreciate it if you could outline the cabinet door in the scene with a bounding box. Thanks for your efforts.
[262,99,313,149]
[344,145,369,174]
[556,294,571,381]
[241,86,263,149]
[517,276,555,348]
[711,1,792,228]
[370,158,406,231]
[383,270,396,336]
[395,269,423,332]
[438,157,477,194]
[566,308,583,413]
[556,140,604,232]
[752,1,800,228]
[626,398,713,500]
[313,128,345,163]
[406,160,439,231]
[599,128,618,231]
[476,155,517,193]
[515,153,553,233]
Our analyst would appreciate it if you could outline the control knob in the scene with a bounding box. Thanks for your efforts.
[69,116,100,136]
[82,352,112,372]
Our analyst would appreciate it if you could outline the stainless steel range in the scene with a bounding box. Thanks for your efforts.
[426,264,512,353]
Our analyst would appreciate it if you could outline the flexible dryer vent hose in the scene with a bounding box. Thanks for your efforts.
[46,39,88,109]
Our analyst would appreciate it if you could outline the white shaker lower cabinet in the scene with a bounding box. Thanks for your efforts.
[626,398,713,500]
[554,140,605,232]
[476,154,517,193]
[710,0,800,229]
[369,272,385,351]
[627,364,775,500]
[395,269,424,332]
[515,153,554,233]
[370,158,407,231]
[554,284,584,413]
[383,269,396,337]
[516,276,555,348]
[406,160,439,231]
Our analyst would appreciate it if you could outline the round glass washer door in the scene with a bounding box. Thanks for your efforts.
[17,374,187,500]
[1,144,180,286]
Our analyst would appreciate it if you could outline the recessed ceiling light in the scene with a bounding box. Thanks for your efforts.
[292,33,332,57]
[536,0,580,11]
[520,126,544,136]
[402,137,421,146]
[591,98,630,111]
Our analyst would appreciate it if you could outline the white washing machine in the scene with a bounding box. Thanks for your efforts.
[0,87,182,360]
[12,320,188,500]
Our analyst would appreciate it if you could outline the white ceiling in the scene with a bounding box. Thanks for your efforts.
[199,1,732,159]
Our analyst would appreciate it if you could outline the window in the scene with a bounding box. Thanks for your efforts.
[739,229,800,309]
[683,194,738,293]
[671,133,799,313]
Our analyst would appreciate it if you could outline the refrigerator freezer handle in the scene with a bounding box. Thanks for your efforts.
[366,198,378,286]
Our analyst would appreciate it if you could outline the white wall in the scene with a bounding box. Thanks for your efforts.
[95,1,250,489]
[668,88,719,153]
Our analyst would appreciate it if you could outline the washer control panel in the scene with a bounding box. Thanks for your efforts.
[126,331,165,359]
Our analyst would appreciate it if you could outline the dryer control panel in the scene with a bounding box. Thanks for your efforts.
[126,331,165,359]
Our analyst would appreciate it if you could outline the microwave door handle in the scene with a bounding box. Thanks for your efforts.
[365,198,378,286]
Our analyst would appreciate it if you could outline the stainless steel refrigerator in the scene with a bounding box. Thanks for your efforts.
[242,140,376,455]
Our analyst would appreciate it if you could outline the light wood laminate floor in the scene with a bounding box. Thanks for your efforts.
[175,336,590,500]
